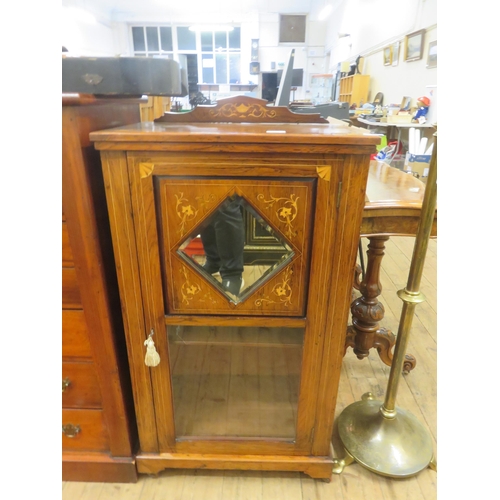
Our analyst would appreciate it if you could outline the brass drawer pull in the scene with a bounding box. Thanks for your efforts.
[62,423,81,438]
[62,377,71,392]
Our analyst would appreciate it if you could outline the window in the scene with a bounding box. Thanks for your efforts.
[200,28,241,84]
[177,27,196,51]
[131,25,241,85]
[132,26,173,57]
[160,27,173,52]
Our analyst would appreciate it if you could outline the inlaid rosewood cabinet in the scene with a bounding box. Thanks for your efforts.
[90,97,379,480]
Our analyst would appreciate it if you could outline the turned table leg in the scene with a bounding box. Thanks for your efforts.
[345,236,416,373]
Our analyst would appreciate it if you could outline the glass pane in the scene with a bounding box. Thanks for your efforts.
[167,325,304,439]
[229,54,241,83]
[177,195,294,304]
[215,54,227,84]
[146,27,159,52]
[214,31,227,49]
[201,54,214,83]
[160,26,173,52]
[177,26,196,50]
[132,27,145,52]
[229,27,241,49]
[201,32,213,52]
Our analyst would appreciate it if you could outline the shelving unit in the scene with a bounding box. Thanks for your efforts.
[339,74,370,107]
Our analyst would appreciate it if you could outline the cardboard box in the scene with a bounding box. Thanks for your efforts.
[386,114,413,124]
[404,153,431,183]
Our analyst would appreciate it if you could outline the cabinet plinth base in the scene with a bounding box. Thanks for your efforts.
[63,452,138,483]
[136,451,334,480]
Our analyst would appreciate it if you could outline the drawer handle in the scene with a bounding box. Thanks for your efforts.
[62,378,71,392]
[62,423,81,438]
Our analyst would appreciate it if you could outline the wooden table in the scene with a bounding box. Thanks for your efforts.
[345,160,437,372]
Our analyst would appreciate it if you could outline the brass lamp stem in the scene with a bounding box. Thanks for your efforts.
[381,135,437,415]
[333,133,438,478]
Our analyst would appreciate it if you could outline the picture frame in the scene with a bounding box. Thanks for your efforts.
[391,41,400,67]
[383,46,392,66]
[404,29,425,62]
[426,40,437,68]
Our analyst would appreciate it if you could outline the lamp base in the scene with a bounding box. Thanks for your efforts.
[332,393,436,478]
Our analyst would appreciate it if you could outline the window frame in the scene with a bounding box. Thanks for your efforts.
[130,25,241,85]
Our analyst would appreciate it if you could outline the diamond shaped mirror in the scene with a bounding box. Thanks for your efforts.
[177,195,295,304]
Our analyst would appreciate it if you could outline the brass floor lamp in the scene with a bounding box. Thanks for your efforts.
[332,134,438,478]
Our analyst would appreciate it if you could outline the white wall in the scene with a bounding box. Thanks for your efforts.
[325,0,437,107]
[256,13,328,100]
[62,7,116,56]
[361,26,437,107]
[325,0,436,62]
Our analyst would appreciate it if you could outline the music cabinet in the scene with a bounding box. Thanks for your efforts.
[90,97,379,480]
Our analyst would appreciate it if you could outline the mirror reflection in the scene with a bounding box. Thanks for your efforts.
[177,195,294,303]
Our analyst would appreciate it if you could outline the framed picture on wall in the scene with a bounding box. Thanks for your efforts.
[392,41,401,67]
[383,46,392,66]
[404,29,425,62]
[426,40,437,68]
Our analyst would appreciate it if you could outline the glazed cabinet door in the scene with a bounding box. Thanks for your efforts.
[102,150,344,458]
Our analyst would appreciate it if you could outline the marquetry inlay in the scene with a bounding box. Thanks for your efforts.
[316,166,331,181]
[255,266,294,307]
[139,162,155,178]
[208,102,278,121]
[257,193,299,239]
[179,265,202,304]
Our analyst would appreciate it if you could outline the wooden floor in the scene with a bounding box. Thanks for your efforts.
[62,236,437,500]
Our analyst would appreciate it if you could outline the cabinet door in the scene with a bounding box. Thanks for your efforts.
[160,178,314,315]
[105,151,343,456]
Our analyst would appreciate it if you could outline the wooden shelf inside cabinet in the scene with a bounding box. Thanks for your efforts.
[338,74,370,107]
[62,94,142,483]
[90,96,379,481]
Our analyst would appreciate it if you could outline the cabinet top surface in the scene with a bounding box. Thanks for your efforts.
[90,121,380,148]
[62,93,146,107]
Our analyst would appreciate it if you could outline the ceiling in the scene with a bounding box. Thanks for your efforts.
[62,0,340,24]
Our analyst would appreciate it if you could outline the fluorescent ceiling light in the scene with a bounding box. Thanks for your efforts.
[319,5,333,20]
[189,25,234,32]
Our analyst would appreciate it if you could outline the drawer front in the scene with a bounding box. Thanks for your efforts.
[62,268,82,308]
[62,362,102,408]
[62,409,109,452]
[62,222,74,267]
[62,310,92,359]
